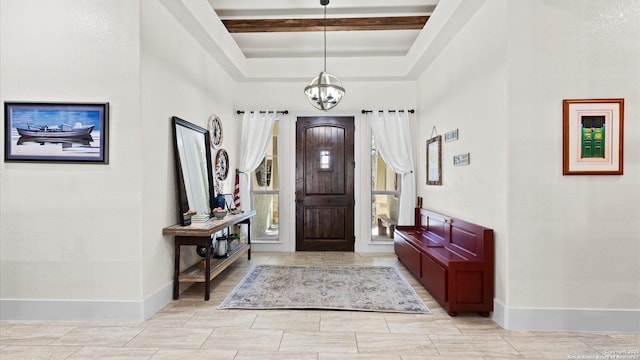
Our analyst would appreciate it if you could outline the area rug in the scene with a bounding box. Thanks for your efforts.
[218,265,430,314]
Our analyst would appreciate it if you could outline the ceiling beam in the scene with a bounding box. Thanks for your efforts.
[222,16,429,33]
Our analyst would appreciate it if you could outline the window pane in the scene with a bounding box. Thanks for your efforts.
[372,194,399,240]
[251,121,279,242]
[371,135,400,241]
[251,193,279,240]
[318,149,332,170]
[371,140,398,192]
[252,122,278,191]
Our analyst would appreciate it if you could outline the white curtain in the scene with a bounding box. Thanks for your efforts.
[237,111,278,210]
[369,110,416,225]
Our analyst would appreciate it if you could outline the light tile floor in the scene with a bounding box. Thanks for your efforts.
[1,252,639,359]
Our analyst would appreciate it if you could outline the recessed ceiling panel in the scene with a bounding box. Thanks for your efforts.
[232,30,422,58]
[206,0,435,60]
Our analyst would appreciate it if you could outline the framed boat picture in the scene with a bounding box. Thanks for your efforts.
[4,102,109,163]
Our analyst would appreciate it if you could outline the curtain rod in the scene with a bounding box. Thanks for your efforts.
[361,109,415,114]
[236,110,288,115]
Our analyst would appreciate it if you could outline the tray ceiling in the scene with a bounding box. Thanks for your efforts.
[162,0,483,81]
[209,0,437,59]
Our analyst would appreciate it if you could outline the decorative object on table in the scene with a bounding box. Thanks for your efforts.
[4,102,109,163]
[212,209,227,219]
[233,169,241,210]
[562,98,624,175]
[207,114,223,149]
[196,244,215,258]
[426,132,442,185]
[171,116,216,225]
[215,148,229,181]
[219,265,430,314]
[444,128,458,142]
[453,153,470,166]
[196,236,218,258]
[190,214,210,224]
[182,209,197,226]
[303,0,345,111]
[222,193,241,214]
[214,193,226,210]
[227,233,241,247]
[214,234,229,258]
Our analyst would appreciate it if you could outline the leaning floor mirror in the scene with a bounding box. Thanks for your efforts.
[171,116,215,225]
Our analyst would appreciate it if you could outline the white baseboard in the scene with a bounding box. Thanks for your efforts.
[143,281,174,320]
[0,282,173,322]
[493,299,640,332]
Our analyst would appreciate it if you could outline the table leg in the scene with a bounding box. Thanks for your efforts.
[204,242,211,301]
[247,220,251,260]
[173,244,180,300]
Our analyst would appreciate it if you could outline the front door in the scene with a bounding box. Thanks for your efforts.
[295,116,355,251]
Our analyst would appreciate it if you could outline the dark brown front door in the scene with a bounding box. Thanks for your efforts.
[296,116,355,251]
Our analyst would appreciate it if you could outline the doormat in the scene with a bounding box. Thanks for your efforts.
[218,265,430,314]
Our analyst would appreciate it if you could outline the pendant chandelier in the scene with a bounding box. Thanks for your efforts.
[304,0,345,111]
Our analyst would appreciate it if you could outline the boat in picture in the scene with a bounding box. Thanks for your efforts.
[16,122,95,138]
[17,136,93,147]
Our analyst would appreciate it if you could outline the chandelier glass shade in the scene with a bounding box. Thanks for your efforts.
[304,0,345,111]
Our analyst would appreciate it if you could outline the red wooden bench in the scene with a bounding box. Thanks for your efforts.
[394,207,494,316]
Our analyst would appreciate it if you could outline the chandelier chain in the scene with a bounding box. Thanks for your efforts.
[303,0,345,111]
[323,4,327,72]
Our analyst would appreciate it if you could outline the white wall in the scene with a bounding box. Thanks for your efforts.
[417,0,639,331]
[0,0,143,320]
[505,0,639,331]
[139,0,240,318]
[416,0,509,306]
[0,0,241,321]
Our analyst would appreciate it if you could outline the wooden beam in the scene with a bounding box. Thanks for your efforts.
[222,16,429,33]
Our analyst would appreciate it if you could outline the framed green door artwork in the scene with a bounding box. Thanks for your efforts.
[562,98,624,175]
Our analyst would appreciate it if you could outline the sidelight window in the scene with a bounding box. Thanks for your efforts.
[251,121,279,242]
[371,135,400,241]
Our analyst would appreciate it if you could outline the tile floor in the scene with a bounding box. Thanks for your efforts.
[1,252,638,359]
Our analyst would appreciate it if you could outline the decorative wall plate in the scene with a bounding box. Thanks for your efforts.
[208,115,223,148]
[215,148,229,181]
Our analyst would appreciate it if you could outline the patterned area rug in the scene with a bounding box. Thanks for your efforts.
[218,265,430,314]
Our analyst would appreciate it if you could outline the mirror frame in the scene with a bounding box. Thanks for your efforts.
[171,116,215,225]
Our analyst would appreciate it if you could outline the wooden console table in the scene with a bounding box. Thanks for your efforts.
[162,210,255,300]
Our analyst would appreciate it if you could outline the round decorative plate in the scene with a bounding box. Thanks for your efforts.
[208,115,223,148]
[215,148,229,181]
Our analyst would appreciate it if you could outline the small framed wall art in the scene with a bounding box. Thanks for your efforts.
[562,98,624,175]
[453,153,470,166]
[445,129,458,142]
[4,102,109,163]
[426,135,442,185]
